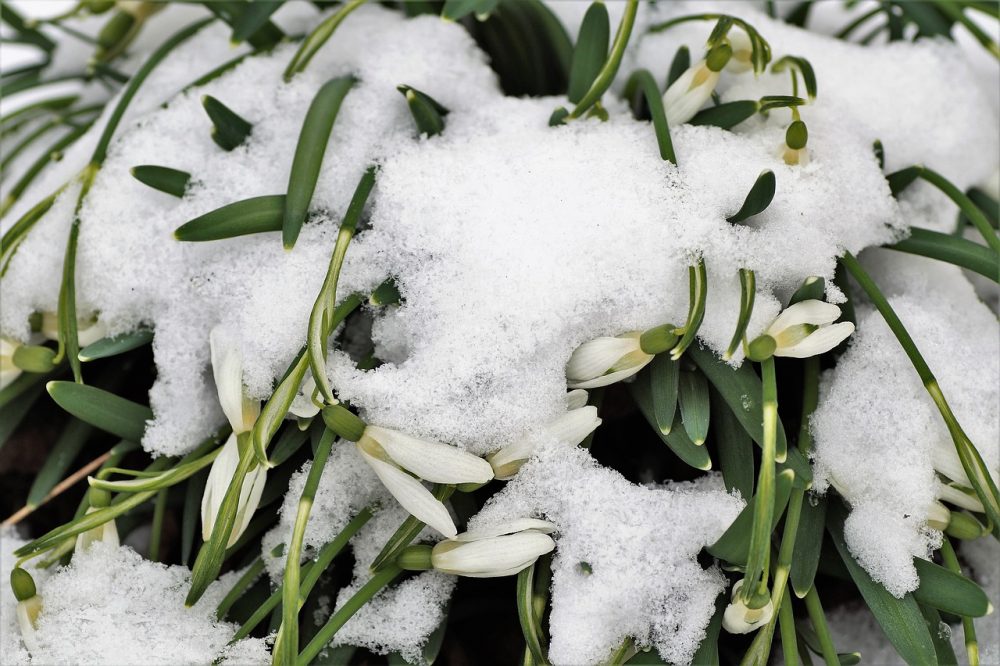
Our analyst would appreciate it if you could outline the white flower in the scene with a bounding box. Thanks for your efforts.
[431,519,556,578]
[750,300,855,360]
[937,481,984,513]
[357,425,494,538]
[40,311,107,348]
[566,332,652,389]
[288,373,321,422]
[1,338,22,390]
[725,29,754,73]
[201,326,265,547]
[722,579,774,634]
[926,500,951,531]
[11,568,41,655]
[488,392,601,480]
[662,60,720,126]
[781,120,810,166]
[75,507,120,552]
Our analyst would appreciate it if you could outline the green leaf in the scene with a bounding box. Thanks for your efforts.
[887,166,922,197]
[130,165,190,198]
[789,276,825,305]
[230,1,283,44]
[79,328,153,362]
[47,381,151,443]
[772,55,817,99]
[26,419,93,508]
[202,95,253,151]
[678,369,710,445]
[517,563,547,665]
[790,494,826,597]
[886,226,999,283]
[710,388,753,499]
[728,170,776,223]
[666,45,690,88]
[757,95,806,112]
[918,604,959,666]
[913,557,991,617]
[650,353,679,435]
[707,468,794,565]
[631,367,712,471]
[827,503,938,666]
[964,186,999,229]
[689,100,759,130]
[690,592,726,665]
[0,380,45,448]
[174,195,284,242]
[623,69,676,164]
[567,3,610,104]
[873,139,885,170]
[283,76,356,249]
[284,0,367,80]
[442,0,501,21]
[397,84,448,137]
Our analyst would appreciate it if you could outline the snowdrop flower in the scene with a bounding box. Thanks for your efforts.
[357,424,494,538]
[722,579,774,634]
[926,500,951,531]
[75,488,120,552]
[430,519,556,577]
[1,338,22,390]
[662,43,732,126]
[725,29,754,73]
[288,374,321,424]
[40,311,107,348]
[781,120,809,166]
[747,300,854,361]
[566,324,677,389]
[488,391,601,480]
[11,568,41,654]
[201,326,265,548]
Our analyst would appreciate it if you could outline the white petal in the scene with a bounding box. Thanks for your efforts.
[455,518,556,541]
[775,322,854,358]
[209,326,258,433]
[565,336,640,383]
[568,362,649,389]
[0,367,22,391]
[432,532,554,576]
[663,67,718,126]
[932,444,971,487]
[75,506,119,552]
[201,434,241,542]
[565,389,589,410]
[358,444,457,537]
[725,29,753,73]
[767,300,841,335]
[76,320,108,348]
[546,406,601,446]
[937,482,984,512]
[366,426,494,484]
[661,62,700,109]
[228,464,267,548]
[16,600,41,653]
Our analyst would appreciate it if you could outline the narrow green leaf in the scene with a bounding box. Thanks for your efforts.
[707,468,794,565]
[47,381,151,442]
[757,95,806,112]
[918,604,959,666]
[649,353,679,435]
[622,69,676,164]
[725,268,756,360]
[789,276,825,305]
[913,557,990,617]
[79,328,153,362]
[283,76,356,249]
[26,419,93,507]
[231,1,283,43]
[568,0,638,119]
[678,370,710,445]
[827,504,938,666]
[690,592,725,666]
[728,170,776,223]
[174,195,284,242]
[631,367,712,471]
[790,494,826,597]
[517,563,547,665]
[442,0,501,21]
[284,0,367,80]
[0,380,45,448]
[666,45,690,89]
[964,187,999,229]
[887,166,922,197]
[567,2,610,104]
[397,84,448,137]
[689,100,759,130]
[202,1,284,49]
[670,260,707,359]
[202,95,253,151]
[887,226,999,283]
[130,165,190,198]
[873,139,885,170]
[710,388,753,499]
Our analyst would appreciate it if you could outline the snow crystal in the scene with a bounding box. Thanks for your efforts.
[6,541,267,665]
[469,441,744,665]
[812,250,1000,596]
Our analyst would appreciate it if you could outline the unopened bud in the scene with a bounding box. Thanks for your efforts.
[396,544,433,571]
[706,43,733,72]
[746,335,776,362]
[639,324,679,355]
[10,568,36,602]
[321,404,366,442]
[785,121,808,150]
[12,345,57,373]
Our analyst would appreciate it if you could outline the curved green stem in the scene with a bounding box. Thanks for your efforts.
[517,562,548,665]
[622,69,676,164]
[744,356,777,600]
[568,0,638,119]
[803,587,840,665]
[725,268,756,360]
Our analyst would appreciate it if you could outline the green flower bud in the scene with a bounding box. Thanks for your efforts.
[89,487,112,508]
[11,345,57,373]
[321,404,366,442]
[706,43,733,72]
[746,335,776,362]
[396,544,433,571]
[97,11,135,50]
[945,511,989,540]
[10,568,36,602]
[639,324,679,355]
[785,120,808,150]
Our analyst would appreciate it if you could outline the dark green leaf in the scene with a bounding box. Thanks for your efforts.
[130,165,190,198]
[918,604,959,666]
[710,388,753,499]
[442,0,501,21]
[913,557,991,617]
[790,495,826,597]
[666,45,690,88]
[887,166,922,197]
[728,170,776,223]
[650,353,679,435]
[397,84,448,137]
[26,419,92,507]
[678,369,710,445]
[181,467,208,566]
[79,329,153,362]
[623,69,676,163]
[174,195,284,242]
[47,381,151,442]
[886,226,999,283]
[873,139,885,170]
[707,469,794,564]
[0,380,45,448]
[631,367,712,471]
[789,276,825,305]
[202,95,253,151]
[567,3,609,104]
[689,100,759,130]
[283,76,356,249]
[231,1,283,44]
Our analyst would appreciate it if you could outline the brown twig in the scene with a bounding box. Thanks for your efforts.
[2,449,112,527]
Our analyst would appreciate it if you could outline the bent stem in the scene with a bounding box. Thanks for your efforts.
[725,268,756,360]
[671,259,708,360]
[840,252,1000,536]
[744,356,777,602]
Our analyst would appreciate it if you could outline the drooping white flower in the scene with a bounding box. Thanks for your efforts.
[11,568,41,655]
[662,43,733,126]
[431,519,556,578]
[488,392,601,480]
[781,120,810,166]
[1,338,22,390]
[725,29,754,73]
[748,300,855,360]
[357,425,494,538]
[75,490,120,552]
[566,332,652,389]
[288,373,321,422]
[40,311,108,348]
[722,579,774,634]
[201,325,265,547]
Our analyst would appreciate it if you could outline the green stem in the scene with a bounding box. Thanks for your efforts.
[216,556,264,620]
[517,563,548,665]
[296,565,403,666]
[622,69,676,164]
[840,252,1000,536]
[149,488,167,562]
[940,538,979,666]
[283,0,368,81]
[568,0,638,119]
[276,428,337,665]
[798,357,819,455]
[915,167,1000,254]
[777,592,799,666]
[803,587,840,665]
[671,259,708,360]
[745,356,777,601]
[725,268,756,360]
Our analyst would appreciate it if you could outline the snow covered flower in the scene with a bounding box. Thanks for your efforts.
[747,300,854,361]
[201,326,265,548]
[1,338,22,390]
[430,519,556,578]
[75,488,120,552]
[566,324,677,389]
[11,568,41,654]
[662,43,732,126]
[781,120,809,166]
[357,425,494,538]
[722,579,774,634]
[488,390,601,480]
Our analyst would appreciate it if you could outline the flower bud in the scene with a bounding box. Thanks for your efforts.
[722,579,774,634]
